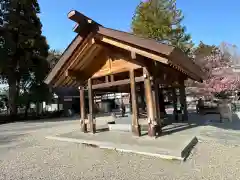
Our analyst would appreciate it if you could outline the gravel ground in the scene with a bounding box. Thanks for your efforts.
[0,121,240,180]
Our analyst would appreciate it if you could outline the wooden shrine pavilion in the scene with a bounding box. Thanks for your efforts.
[45,10,204,137]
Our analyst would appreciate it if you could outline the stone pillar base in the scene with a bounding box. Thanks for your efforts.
[132,125,141,136]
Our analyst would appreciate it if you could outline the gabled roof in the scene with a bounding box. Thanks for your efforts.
[96,26,203,81]
[45,10,204,87]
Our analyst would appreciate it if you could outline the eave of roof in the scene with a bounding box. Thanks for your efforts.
[44,35,83,85]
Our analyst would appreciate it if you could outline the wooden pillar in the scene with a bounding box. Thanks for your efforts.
[57,97,60,111]
[110,75,114,82]
[105,75,109,83]
[153,82,160,119]
[152,79,162,135]
[120,93,124,105]
[88,78,96,133]
[139,83,146,111]
[129,93,132,113]
[172,87,178,122]
[143,67,157,137]
[80,86,87,133]
[179,80,188,121]
[152,61,160,122]
[152,89,157,119]
[129,69,141,136]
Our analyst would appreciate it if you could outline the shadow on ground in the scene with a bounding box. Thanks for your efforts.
[23,116,80,124]
[0,133,28,150]
[140,109,240,137]
[205,113,240,131]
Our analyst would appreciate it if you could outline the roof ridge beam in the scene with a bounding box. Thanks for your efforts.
[68,10,100,25]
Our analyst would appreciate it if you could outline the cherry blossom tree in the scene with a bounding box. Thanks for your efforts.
[186,42,240,99]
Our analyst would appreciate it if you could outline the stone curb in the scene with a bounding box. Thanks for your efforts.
[45,136,195,161]
[181,136,198,160]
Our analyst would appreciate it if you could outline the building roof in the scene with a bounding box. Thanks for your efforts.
[45,10,204,87]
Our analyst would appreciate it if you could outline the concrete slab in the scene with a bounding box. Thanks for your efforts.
[43,110,240,164]
[46,111,235,161]
[46,130,198,161]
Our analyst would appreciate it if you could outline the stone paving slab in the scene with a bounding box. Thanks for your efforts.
[46,129,198,161]
[198,123,240,145]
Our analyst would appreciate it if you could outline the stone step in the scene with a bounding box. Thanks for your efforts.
[108,124,149,132]
[108,124,131,132]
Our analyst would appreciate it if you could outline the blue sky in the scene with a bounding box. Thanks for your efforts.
[38,0,240,51]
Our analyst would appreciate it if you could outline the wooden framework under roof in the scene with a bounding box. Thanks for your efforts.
[44,10,204,137]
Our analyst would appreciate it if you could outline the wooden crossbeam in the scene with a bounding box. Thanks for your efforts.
[92,76,144,90]
[66,69,85,80]
[97,36,169,65]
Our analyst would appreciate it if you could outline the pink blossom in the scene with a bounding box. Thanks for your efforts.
[189,49,240,97]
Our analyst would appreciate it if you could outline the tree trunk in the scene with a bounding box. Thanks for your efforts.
[8,24,20,120]
[8,75,17,119]
[24,101,30,119]
[36,102,40,116]
[36,102,43,116]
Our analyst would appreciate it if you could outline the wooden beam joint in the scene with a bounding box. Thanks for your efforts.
[66,69,85,81]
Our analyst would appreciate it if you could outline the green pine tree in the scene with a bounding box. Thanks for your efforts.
[0,0,49,117]
[131,0,193,54]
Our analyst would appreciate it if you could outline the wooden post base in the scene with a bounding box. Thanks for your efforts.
[148,124,156,137]
[91,123,96,134]
[132,125,141,136]
[155,125,162,136]
[148,124,161,137]
[81,123,87,133]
